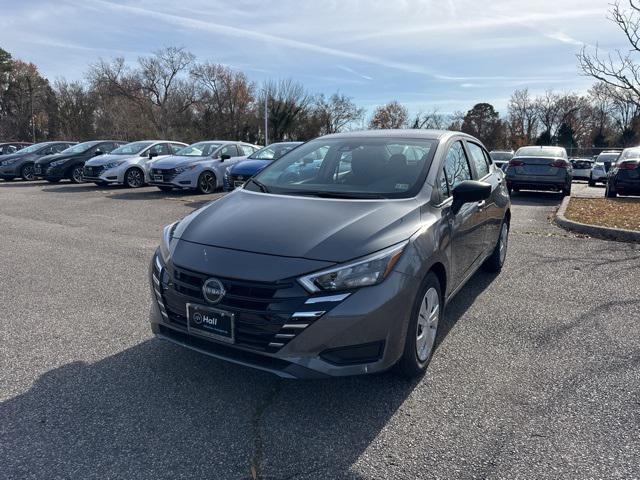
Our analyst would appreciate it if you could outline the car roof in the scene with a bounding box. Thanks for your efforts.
[320,129,474,142]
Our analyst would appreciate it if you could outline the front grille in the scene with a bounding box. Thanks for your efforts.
[151,168,178,183]
[154,261,324,352]
[83,166,104,177]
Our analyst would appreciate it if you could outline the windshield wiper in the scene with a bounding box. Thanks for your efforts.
[285,190,386,199]
[246,178,270,193]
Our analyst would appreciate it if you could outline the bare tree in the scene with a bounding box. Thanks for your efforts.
[54,79,97,140]
[262,79,311,142]
[314,93,364,134]
[89,47,196,138]
[411,107,448,130]
[191,62,256,141]
[507,89,538,147]
[369,101,408,129]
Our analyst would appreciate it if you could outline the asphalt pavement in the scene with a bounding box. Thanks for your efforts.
[1,180,639,479]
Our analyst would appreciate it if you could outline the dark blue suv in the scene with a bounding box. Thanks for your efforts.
[224,142,302,191]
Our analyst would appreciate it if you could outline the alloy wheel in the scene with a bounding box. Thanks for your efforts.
[21,164,35,181]
[126,169,144,188]
[72,167,84,183]
[416,287,439,362]
[199,172,216,194]
[499,222,508,265]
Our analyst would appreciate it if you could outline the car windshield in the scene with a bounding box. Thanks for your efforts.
[618,150,638,160]
[515,146,566,158]
[250,137,436,199]
[111,141,154,155]
[61,141,99,154]
[490,152,513,161]
[597,153,620,162]
[249,143,301,161]
[175,142,222,157]
[19,143,46,154]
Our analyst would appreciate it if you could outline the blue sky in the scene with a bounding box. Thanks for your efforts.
[0,0,626,117]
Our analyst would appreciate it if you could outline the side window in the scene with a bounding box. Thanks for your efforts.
[169,143,183,154]
[438,141,472,200]
[220,145,239,157]
[467,142,490,178]
[151,144,170,156]
[240,145,255,156]
[53,144,66,153]
[99,143,114,153]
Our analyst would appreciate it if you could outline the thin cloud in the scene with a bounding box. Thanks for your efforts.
[337,66,373,81]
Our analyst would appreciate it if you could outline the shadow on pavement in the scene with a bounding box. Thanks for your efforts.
[0,180,50,188]
[42,184,106,193]
[509,190,564,207]
[0,271,496,479]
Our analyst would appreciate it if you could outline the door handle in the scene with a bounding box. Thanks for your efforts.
[477,200,486,210]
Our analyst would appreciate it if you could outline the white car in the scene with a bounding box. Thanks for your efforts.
[589,151,621,186]
[148,141,261,194]
[83,140,187,187]
[570,158,594,181]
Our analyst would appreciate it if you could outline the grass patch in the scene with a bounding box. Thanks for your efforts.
[565,197,640,232]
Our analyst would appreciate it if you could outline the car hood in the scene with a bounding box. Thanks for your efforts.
[85,154,136,166]
[1,151,34,161]
[176,189,422,263]
[35,153,79,166]
[231,159,271,175]
[151,155,204,168]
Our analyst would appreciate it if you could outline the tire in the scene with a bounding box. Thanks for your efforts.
[483,220,509,273]
[588,176,596,187]
[397,272,443,378]
[197,171,217,194]
[20,163,35,181]
[562,185,571,197]
[69,165,84,184]
[605,183,617,198]
[157,186,173,192]
[124,168,145,188]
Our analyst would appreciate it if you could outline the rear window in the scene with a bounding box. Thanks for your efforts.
[515,146,567,158]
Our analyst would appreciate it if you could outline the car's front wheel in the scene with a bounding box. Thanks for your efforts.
[69,166,84,184]
[197,171,216,194]
[397,272,442,378]
[21,163,35,181]
[605,182,617,198]
[124,168,144,188]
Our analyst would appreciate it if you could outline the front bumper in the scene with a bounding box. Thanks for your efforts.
[149,253,419,378]
[591,170,607,182]
[148,169,198,189]
[0,165,19,178]
[42,165,67,181]
[83,165,124,184]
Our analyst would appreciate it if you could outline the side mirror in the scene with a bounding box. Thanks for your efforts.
[149,151,158,159]
[94,150,103,156]
[451,180,491,215]
[220,154,231,161]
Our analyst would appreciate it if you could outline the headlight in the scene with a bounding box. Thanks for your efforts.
[298,241,408,293]
[50,159,66,167]
[160,221,180,262]
[175,164,197,174]
[1,159,17,166]
[103,161,125,170]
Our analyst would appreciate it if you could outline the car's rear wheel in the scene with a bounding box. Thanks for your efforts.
[562,184,571,197]
[197,171,216,194]
[124,168,144,188]
[588,176,596,187]
[69,166,84,183]
[21,163,35,181]
[397,272,442,378]
[484,220,509,272]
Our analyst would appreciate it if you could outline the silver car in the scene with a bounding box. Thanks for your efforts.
[589,151,621,186]
[83,141,187,187]
[149,141,261,194]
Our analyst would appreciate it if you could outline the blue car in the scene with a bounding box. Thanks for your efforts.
[224,142,302,191]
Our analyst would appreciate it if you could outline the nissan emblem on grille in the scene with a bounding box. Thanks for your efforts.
[202,278,226,304]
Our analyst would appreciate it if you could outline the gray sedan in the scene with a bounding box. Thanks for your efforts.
[506,145,572,196]
[149,130,510,378]
[149,141,260,193]
[83,141,187,187]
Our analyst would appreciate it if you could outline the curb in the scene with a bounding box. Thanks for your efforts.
[555,196,640,243]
